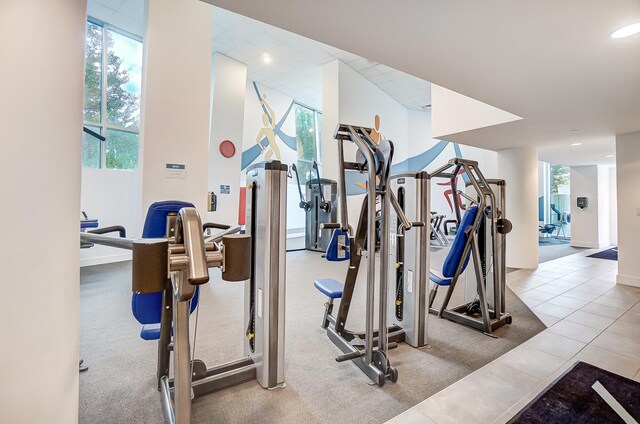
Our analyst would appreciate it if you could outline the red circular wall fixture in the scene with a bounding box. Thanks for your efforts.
[219,140,236,158]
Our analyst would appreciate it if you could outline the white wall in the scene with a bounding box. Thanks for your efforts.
[321,60,341,181]
[498,147,539,269]
[569,165,611,249]
[570,166,599,248]
[616,132,640,287]
[597,165,611,248]
[321,61,499,230]
[407,109,431,162]
[609,167,618,246]
[140,0,213,219]
[80,169,140,265]
[208,53,247,226]
[322,60,410,228]
[337,60,409,163]
[431,84,522,138]
[0,1,85,422]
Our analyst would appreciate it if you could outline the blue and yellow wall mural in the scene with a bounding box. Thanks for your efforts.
[241,82,297,170]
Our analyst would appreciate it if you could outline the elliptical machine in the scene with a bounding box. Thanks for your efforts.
[290,160,337,252]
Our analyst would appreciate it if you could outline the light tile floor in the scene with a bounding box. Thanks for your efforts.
[386,248,640,424]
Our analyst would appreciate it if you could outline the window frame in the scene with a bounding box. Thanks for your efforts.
[293,101,323,182]
[83,17,142,170]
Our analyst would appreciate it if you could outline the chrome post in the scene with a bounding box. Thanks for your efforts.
[379,188,390,355]
[171,271,192,424]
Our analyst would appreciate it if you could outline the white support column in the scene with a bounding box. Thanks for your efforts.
[616,132,640,287]
[569,166,611,249]
[0,1,85,422]
[497,147,539,269]
[140,0,213,218]
[321,60,340,182]
[208,53,247,225]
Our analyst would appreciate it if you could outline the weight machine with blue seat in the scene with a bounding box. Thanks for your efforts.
[428,160,513,335]
[81,163,288,424]
[289,160,338,252]
[313,124,426,387]
[131,200,199,342]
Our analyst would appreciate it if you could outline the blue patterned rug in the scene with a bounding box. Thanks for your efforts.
[510,361,639,423]
[587,247,618,261]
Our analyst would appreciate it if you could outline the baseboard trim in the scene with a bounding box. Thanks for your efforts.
[570,241,599,248]
[617,274,640,288]
[80,252,132,267]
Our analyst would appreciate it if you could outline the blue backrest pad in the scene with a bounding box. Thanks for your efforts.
[325,229,350,262]
[133,200,197,326]
[142,200,195,237]
[442,206,479,278]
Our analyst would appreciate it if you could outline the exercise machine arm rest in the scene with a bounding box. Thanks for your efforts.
[320,223,341,229]
[88,225,126,238]
[203,222,230,231]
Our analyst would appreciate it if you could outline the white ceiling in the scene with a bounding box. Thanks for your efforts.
[538,135,616,167]
[212,7,430,110]
[87,0,144,37]
[87,0,430,112]
[205,0,640,167]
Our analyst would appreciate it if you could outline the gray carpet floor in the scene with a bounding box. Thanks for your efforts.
[80,250,545,424]
[539,241,587,263]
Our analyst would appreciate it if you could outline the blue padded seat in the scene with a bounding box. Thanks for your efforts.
[430,205,479,286]
[132,200,200,340]
[140,323,161,340]
[428,271,452,287]
[314,278,344,299]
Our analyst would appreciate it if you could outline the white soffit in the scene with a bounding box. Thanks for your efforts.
[431,85,522,139]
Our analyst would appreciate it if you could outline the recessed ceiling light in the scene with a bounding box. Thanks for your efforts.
[571,143,582,146]
[611,22,640,39]
[605,155,614,158]
[262,53,272,64]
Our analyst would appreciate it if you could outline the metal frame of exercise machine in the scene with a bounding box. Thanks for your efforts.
[428,158,512,335]
[463,179,508,317]
[80,161,287,424]
[316,124,424,387]
[290,161,338,252]
[387,171,430,348]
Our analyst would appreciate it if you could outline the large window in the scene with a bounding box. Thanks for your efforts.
[83,20,142,170]
[294,103,322,184]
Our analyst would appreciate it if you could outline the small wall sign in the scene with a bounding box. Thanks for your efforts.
[165,163,186,179]
[220,184,231,194]
[577,197,588,209]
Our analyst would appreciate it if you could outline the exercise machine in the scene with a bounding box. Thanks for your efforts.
[430,212,449,246]
[313,125,425,387]
[427,159,512,335]
[81,161,287,424]
[464,179,509,320]
[290,161,338,252]
[387,171,430,348]
[551,203,570,238]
